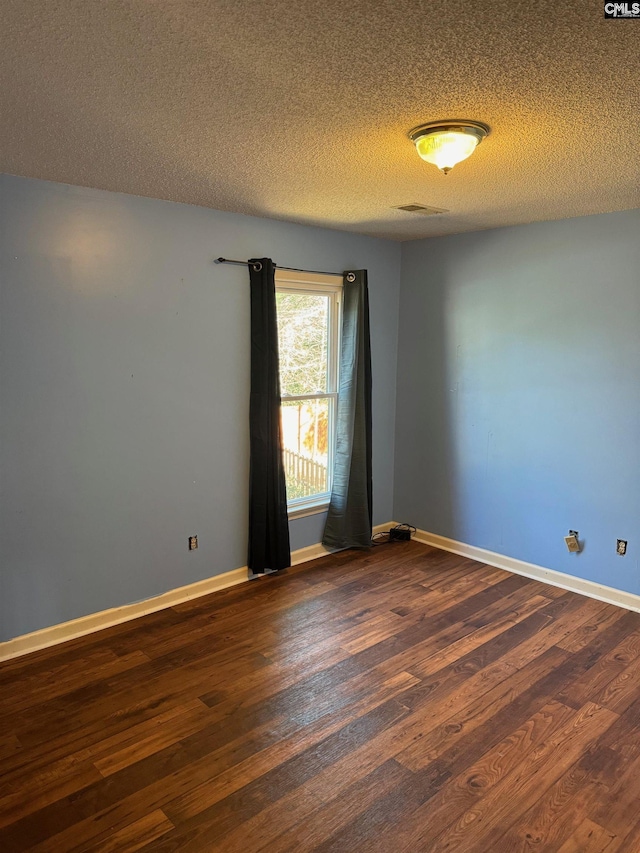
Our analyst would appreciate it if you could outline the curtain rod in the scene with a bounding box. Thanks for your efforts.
[215,257,345,277]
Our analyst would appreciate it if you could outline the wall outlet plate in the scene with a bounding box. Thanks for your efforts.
[189,535,198,551]
[617,539,627,556]
[565,533,580,553]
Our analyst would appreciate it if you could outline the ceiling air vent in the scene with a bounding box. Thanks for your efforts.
[393,203,448,215]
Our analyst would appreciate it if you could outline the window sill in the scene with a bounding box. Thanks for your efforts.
[287,501,330,520]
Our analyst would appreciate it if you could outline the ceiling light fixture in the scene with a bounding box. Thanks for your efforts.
[409,120,490,175]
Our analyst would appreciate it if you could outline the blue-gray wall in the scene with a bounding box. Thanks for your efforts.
[0,174,401,641]
[3,172,639,645]
[394,210,640,594]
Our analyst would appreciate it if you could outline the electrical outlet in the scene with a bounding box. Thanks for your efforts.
[189,535,198,551]
[565,531,580,553]
[617,539,627,556]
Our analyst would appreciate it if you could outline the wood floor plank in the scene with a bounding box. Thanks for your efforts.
[556,602,627,653]
[555,628,640,710]
[0,648,119,699]
[588,650,640,714]
[0,650,152,723]
[298,645,571,808]
[403,592,551,678]
[302,762,453,853]
[78,810,174,853]
[92,699,216,777]
[0,760,105,829]
[162,681,415,825]
[171,759,412,853]
[424,702,619,853]
[336,609,408,654]
[0,733,22,763]
[556,818,619,852]
[0,604,211,688]
[355,699,578,853]
[490,744,623,852]
[587,707,640,842]
[2,542,640,852]
[11,647,272,749]
[189,778,324,853]
[24,808,175,853]
[133,700,415,852]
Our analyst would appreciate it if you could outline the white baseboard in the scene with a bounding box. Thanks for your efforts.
[0,522,394,662]
[412,527,640,614]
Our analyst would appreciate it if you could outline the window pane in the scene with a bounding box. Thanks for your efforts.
[281,398,329,500]
[276,292,329,396]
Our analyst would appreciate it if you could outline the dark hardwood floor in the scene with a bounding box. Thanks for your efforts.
[2,541,640,851]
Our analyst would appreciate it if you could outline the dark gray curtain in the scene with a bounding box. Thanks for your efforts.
[248,258,291,573]
[322,270,373,550]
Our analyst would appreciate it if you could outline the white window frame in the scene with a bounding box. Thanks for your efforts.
[275,269,343,518]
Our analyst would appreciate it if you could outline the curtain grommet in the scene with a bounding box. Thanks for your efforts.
[251,261,263,272]
[346,272,356,282]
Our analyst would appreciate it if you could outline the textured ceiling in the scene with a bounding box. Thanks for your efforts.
[1,0,638,240]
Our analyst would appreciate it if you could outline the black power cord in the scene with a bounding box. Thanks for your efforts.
[372,523,417,546]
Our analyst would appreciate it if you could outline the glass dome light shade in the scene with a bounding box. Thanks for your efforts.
[409,121,490,174]
[415,131,479,172]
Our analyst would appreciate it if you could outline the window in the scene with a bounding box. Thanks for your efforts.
[275,269,342,517]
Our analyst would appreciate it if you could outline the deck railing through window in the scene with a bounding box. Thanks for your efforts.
[282,447,328,500]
